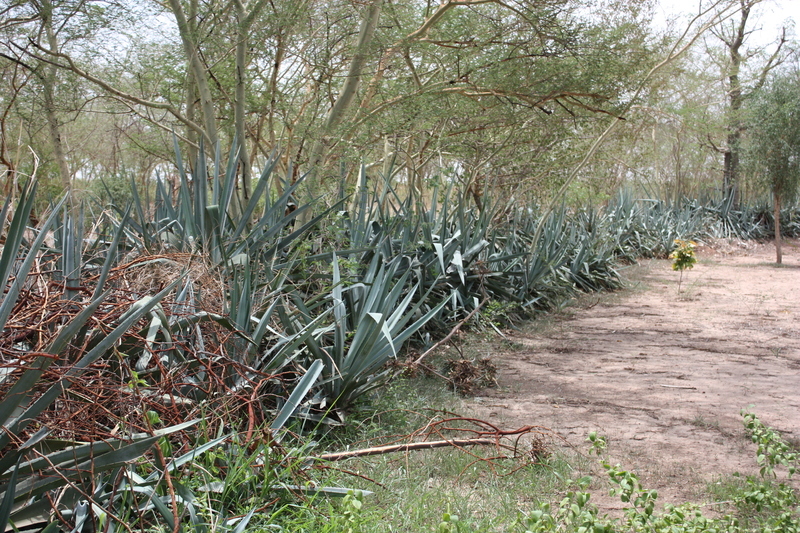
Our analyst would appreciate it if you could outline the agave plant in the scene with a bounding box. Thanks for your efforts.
[0,178,341,531]
[0,182,197,530]
[136,255,329,402]
[122,139,340,268]
[286,253,446,409]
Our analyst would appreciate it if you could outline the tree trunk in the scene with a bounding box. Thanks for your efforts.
[305,0,383,194]
[774,190,782,264]
[722,1,748,207]
[234,12,252,201]
[169,0,218,148]
[185,68,199,171]
[183,0,200,170]
[233,0,270,201]
[720,0,786,208]
[40,0,71,191]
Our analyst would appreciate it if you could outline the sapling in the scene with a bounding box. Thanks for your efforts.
[670,239,697,294]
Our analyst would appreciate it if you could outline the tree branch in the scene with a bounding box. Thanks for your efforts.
[751,28,787,93]
[317,437,498,461]
[22,41,207,139]
[107,96,199,150]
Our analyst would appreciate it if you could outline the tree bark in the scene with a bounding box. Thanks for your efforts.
[168,0,217,148]
[234,2,252,200]
[721,1,747,205]
[305,0,383,195]
[185,66,199,170]
[233,0,269,201]
[719,1,786,207]
[39,0,71,191]
[184,0,200,169]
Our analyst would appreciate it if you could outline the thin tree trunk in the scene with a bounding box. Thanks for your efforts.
[774,191,782,264]
[169,0,217,148]
[233,0,269,201]
[268,32,285,150]
[185,67,199,170]
[234,8,252,200]
[305,0,383,194]
[720,1,786,207]
[40,0,70,191]
[183,0,200,170]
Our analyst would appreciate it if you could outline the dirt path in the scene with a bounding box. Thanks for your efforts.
[468,239,800,509]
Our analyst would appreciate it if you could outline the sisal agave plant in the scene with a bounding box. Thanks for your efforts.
[0,181,194,530]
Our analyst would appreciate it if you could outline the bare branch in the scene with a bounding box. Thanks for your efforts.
[106,96,199,150]
[317,438,498,461]
[752,28,788,92]
[0,51,36,72]
[22,41,207,139]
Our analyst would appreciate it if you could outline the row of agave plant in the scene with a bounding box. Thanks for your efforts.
[2,140,799,531]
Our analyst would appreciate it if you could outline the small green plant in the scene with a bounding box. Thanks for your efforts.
[437,505,467,533]
[670,239,697,293]
[513,414,800,532]
[339,490,365,533]
[742,411,797,479]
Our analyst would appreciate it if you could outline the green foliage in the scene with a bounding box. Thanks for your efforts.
[130,138,335,265]
[340,490,366,533]
[514,413,800,533]
[437,506,468,533]
[286,252,446,409]
[603,189,707,260]
[86,172,139,209]
[745,69,800,205]
[743,411,798,479]
[669,238,697,293]
[670,239,697,272]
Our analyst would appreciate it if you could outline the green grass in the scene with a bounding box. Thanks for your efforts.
[242,386,800,533]
[272,377,581,532]
[101,374,798,532]
[325,446,574,532]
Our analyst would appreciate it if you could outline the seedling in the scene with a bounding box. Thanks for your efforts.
[670,239,697,294]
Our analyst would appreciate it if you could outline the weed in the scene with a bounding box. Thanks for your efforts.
[510,415,800,532]
[689,414,721,430]
[742,411,798,479]
[482,299,521,329]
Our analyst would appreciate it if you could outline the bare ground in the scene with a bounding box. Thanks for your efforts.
[467,238,800,510]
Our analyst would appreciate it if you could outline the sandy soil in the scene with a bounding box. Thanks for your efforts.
[467,238,800,509]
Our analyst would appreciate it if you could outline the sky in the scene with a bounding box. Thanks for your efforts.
[653,0,798,47]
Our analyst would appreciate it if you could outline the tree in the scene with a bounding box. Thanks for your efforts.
[326,0,659,201]
[0,0,669,210]
[0,0,161,198]
[712,0,788,205]
[744,68,800,264]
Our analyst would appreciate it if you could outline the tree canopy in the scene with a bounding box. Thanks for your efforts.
[0,0,797,208]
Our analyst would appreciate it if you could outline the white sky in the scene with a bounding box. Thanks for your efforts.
[653,0,798,47]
